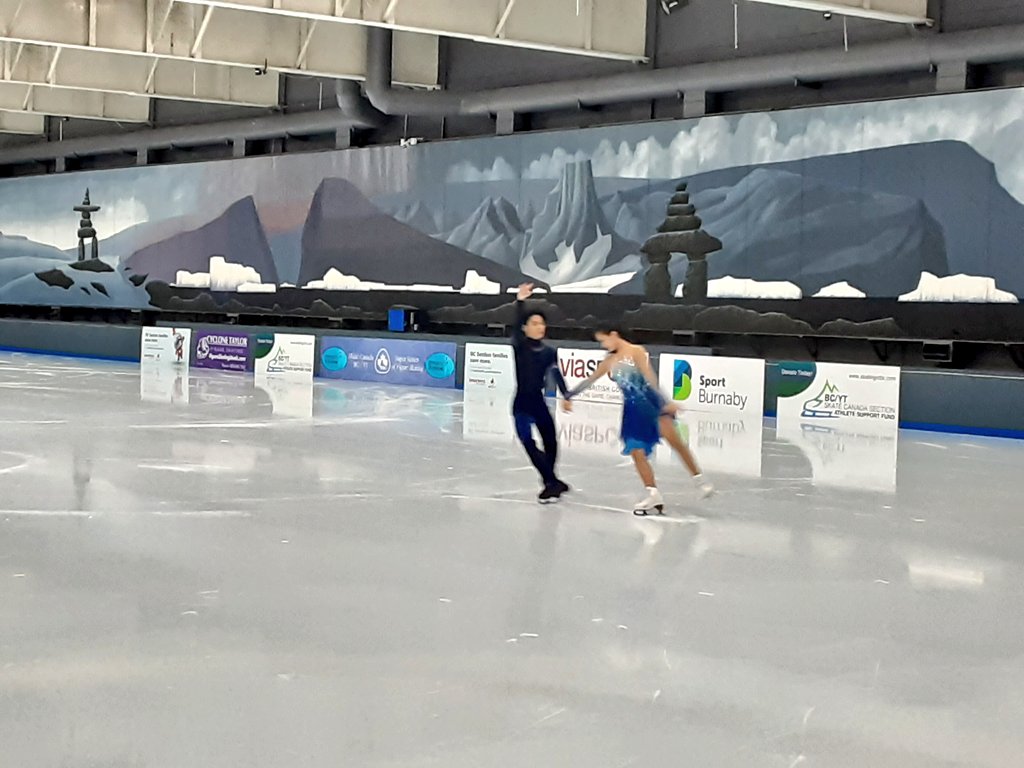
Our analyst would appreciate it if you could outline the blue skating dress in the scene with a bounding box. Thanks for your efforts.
[610,358,668,457]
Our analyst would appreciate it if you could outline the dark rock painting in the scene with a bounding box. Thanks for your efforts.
[124,196,279,285]
[297,177,534,290]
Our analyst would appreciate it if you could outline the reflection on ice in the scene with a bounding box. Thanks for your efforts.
[255,375,313,419]
[657,411,764,477]
[777,420,898,489]
[462,391,514,442]
[139,364,189,404]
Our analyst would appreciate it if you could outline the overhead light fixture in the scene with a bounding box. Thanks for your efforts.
[661,0,681,14]
[743,0,932,26]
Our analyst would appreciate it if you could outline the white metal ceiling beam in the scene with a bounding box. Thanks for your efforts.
[175,0,649,61]
[0,0,439,85]
[0,109,43,133]
[2,43,282,107]
[0,82,151,121]
[743,0,932,25]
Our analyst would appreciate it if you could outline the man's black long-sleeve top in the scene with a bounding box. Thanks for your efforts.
[511,300,569,412]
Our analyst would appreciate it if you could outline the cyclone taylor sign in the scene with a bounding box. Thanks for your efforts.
[774,361,901,425]
[194,331,250,372]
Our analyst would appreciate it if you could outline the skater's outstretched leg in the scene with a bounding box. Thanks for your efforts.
[535,406,568,496]
[514,411,558,500]
[631,448,656,488]
[659,416,714,498]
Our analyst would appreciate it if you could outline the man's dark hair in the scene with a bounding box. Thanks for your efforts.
[523,309,547,324]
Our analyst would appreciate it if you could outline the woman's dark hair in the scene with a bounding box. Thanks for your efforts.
[594,321,627,337]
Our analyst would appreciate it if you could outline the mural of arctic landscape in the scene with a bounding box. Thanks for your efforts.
[0,85,1022,322]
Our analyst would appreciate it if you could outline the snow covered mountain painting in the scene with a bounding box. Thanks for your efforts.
[0,85,1023,314]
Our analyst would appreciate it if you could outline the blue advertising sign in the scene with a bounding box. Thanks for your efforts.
[319,337,457,389]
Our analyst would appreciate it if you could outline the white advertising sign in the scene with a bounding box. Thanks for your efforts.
[658,354,765,415]
[464,343,516,393]
[775,362,901,426]
[656,411,763,478]
[253,333,315,381]
[140,326,191,368]
[556,347,620,405]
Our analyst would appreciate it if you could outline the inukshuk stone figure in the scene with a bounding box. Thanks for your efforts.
[75,189,101,262]
[640,182,722,302]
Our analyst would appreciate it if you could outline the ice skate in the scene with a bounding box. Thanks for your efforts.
[553,479,571,497]
[692,473,716,501]
[633,486,664,516]
[538,485,560,504]
[693,473,715,499]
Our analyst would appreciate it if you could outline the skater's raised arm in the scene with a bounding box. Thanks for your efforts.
[511,283,534,346]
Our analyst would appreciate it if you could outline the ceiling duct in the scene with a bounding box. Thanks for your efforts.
[4,22,1024,166]
[0,80,385,166]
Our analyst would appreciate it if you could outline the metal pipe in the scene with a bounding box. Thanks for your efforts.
[4,22,1024,166]
[365,23,1024,116]
[0,79,385,165]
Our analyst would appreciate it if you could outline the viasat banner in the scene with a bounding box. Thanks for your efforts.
[194,330,250,372]
[463,343,515,393]
[774,361,901,425]
[556,347,621,405]
[657,354,764,415]
[319,337,457,389]
[253,333,315,380]
[140,326,191,368]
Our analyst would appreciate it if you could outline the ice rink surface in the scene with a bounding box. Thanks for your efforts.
[2,352,1024,767]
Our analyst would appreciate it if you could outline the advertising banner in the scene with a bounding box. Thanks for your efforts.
[774,362,901,425]
[658,354,765,416]
[556,348,620,405]
[253,333,315,381]
[194,331,250,372]
[463,343,515,393]
[140,326,191,368]
[319,336,457,389]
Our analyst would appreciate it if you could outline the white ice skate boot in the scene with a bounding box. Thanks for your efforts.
[693,473,715,499]
[633,486,665,516]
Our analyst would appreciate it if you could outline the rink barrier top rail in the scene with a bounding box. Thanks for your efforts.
[0,318,1022,440]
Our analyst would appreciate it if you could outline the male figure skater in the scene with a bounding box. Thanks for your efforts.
[511,283,571,502]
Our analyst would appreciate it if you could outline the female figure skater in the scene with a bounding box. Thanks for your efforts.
[511,283,572,502]
[563,324,713,515]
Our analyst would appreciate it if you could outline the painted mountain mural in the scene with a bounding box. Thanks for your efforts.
[611,166,948,295]
[0,85,1023,321]
[124,197,279,285]
[297,178,534,289]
